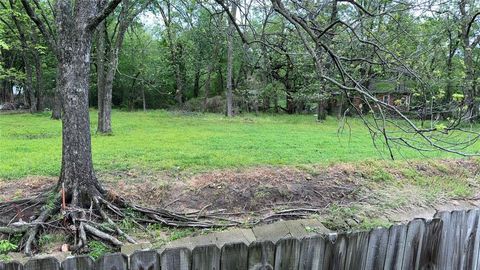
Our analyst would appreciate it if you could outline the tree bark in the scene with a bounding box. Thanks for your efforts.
[142,87,146,111]
[96,16,108,133]
[193,68,200,98]
[21,0,122,203]
[226,1,237,117]
[203,62,213,111]
[32,31,44,111]
[51,68,62,120]
[97,0,138,133]
[55,1,103,204]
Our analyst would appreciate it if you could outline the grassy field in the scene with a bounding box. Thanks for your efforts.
[0,110,464,179]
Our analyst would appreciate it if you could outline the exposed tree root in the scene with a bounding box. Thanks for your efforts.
[0,183,324,255]
[0,186,237,255]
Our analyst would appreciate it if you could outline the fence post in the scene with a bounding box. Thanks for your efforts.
[419,218,442,269]
[160,247,191,270]
[321,234,335,269]
[130,250,160,270]
[298,235,326,270]
[383,224,408,269]
[274,238,300,270]
[462,209,480,270]
[0,261,23,270]
[95,253,128,270]
[364,227,389,270]
[220,242,248,270]
[329,233,348,270]
[62,255,94,270]
[24,257,60,270]
[192,245,220,270]
[247,241,275,270]
[401,218,426,270]
[344,230,370,269]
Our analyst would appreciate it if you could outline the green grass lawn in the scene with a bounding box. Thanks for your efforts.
[0,110,470,179]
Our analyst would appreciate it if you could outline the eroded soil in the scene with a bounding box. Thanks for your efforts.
[1,158,479,226]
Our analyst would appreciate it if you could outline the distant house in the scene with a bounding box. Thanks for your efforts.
[325,79,414,116]
[349,80,413,113]
[371,80,412,111]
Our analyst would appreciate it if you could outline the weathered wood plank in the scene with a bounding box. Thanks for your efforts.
[383,224,407,270]
[434,211,452,270]
[247,241,275,270]
[401,218,426,270]
[62,256,94,270]
[95,253,128,270]
[130,250,160,270]
[161,247,191,270]
[462,209,480,270]
[449,210,465,270]
[24,257,60,270]
[471,209,480,270]
[418,218,442,270]
[0,261,23,270]
[192,245,220,270]
[274,238,300,270]
[344,230,370,270]
[321,234,335,270]
[298,235,326,270]
[328,233,347,270]
[220,242,248,270]
[364,227,389,270]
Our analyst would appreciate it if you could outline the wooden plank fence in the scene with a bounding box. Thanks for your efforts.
[2,209,480,269]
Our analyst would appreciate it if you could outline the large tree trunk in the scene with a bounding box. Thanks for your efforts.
[226,1,237,117]
[56,9,102,206]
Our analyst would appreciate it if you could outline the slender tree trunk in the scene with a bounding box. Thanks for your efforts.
[33,44,44,111]
[24,59,36,112]
[142,87,146,111]
[445,29,457,103]
[226,1,237,117]
[51,82,62,120]
[159,1,184,105]
[97,0,132,133]
[96,19,107,132]
[193,68,200,98]
[204,62,213,111]
[29,30,45,111]
[9,0,35,112]
[0,50,14,103]
[173,43,184,105]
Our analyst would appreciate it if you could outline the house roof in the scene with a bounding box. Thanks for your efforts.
[368,80,413,94]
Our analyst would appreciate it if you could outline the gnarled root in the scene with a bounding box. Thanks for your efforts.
[0,186,233,255]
